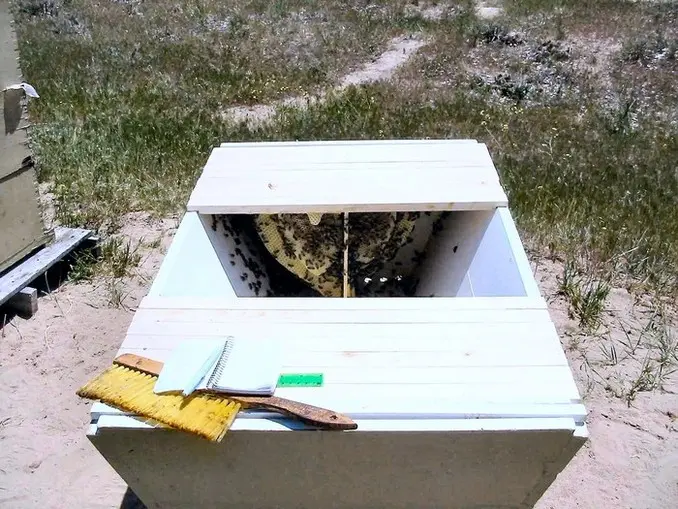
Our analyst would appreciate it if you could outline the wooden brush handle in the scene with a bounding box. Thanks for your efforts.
[228,395,356,430]
[114,354,357,431]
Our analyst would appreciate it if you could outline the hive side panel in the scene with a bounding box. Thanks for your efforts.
[87,422,576,509]
[520,424,589,507]
[465,208,530,298]
[147,213,236,298]
[197,214,274,297]
[497,207,542,298]
[414,210,494,297]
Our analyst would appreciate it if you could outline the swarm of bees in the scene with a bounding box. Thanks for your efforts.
[212,211,451,298]
[253,212,421,297]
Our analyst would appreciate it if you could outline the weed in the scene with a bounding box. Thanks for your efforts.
[620,31,678,66]
[596,305,678,406]
[598,337,619,367]
[105,278,131,309]
[66,250,98,283]
[99,237,142,279]
[558,261,610,329]
[473,23,524,47]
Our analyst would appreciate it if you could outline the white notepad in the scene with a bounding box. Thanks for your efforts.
[153,336,281,396]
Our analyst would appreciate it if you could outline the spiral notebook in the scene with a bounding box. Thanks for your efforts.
[153,336,282,397]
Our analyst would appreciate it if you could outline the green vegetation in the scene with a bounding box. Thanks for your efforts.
[12,0,678,299]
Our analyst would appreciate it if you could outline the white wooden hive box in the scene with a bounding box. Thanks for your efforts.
[87,139,588,509]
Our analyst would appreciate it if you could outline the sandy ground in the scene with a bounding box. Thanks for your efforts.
[1,212,676,509]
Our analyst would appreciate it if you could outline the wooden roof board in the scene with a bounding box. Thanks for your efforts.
[108,295,583,421]
[186,140,509,214]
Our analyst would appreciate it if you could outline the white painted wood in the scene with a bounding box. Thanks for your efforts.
[415,210,494,297]
[124,319,561,346]
[497,207,542,298]
[92,413,576,434]
[187,140,508,213]
[117,342,570,369]
[87,417,581,509]
[189,179,507,214]
[520,423,590,507]
[123,319,559,344]
[202,161,501,176]
[456,272,475,297]
[208,140,492,168]
[218,139,479,149]
[459,207,536,298]
[138,295,548,310]
[95,363,575,386]
[127,305,553,324]
[148,212,236,298]
[91,401,587,426]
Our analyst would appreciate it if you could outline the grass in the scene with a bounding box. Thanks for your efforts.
[573,298,678,406]
[11,0,678,300]
[617,309,677,406]
[68,236,142,282]
[557,260,611,329]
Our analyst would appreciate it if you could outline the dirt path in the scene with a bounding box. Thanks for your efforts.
[224,35,425,127]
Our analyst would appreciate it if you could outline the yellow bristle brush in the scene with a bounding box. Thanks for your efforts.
[77,361,241,442]
[77,354,357,442]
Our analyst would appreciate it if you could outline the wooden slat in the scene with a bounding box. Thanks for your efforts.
[127,307,553,325]
[92,410,586,432]
[116,338,568,368]
[202,162,498,175]
[218,139,479,149]
[138,296,548,311]
[186,140,508,213]
[202,158,498,176]
[187,176,507,214]
[122,320,560,347]
[112,347,578,412]
[0,226,92,306]
[115,339,578,390]
[209,140,489,166]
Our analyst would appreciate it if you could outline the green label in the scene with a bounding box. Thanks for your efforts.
[277,373,324,387]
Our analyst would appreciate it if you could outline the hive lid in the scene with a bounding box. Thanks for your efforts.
[186,139,508,214]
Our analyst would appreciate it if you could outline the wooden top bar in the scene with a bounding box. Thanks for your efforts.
[186,140,509,214]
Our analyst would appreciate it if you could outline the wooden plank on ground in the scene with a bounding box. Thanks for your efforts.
[5,286,38,318]
[0,226,92,307]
